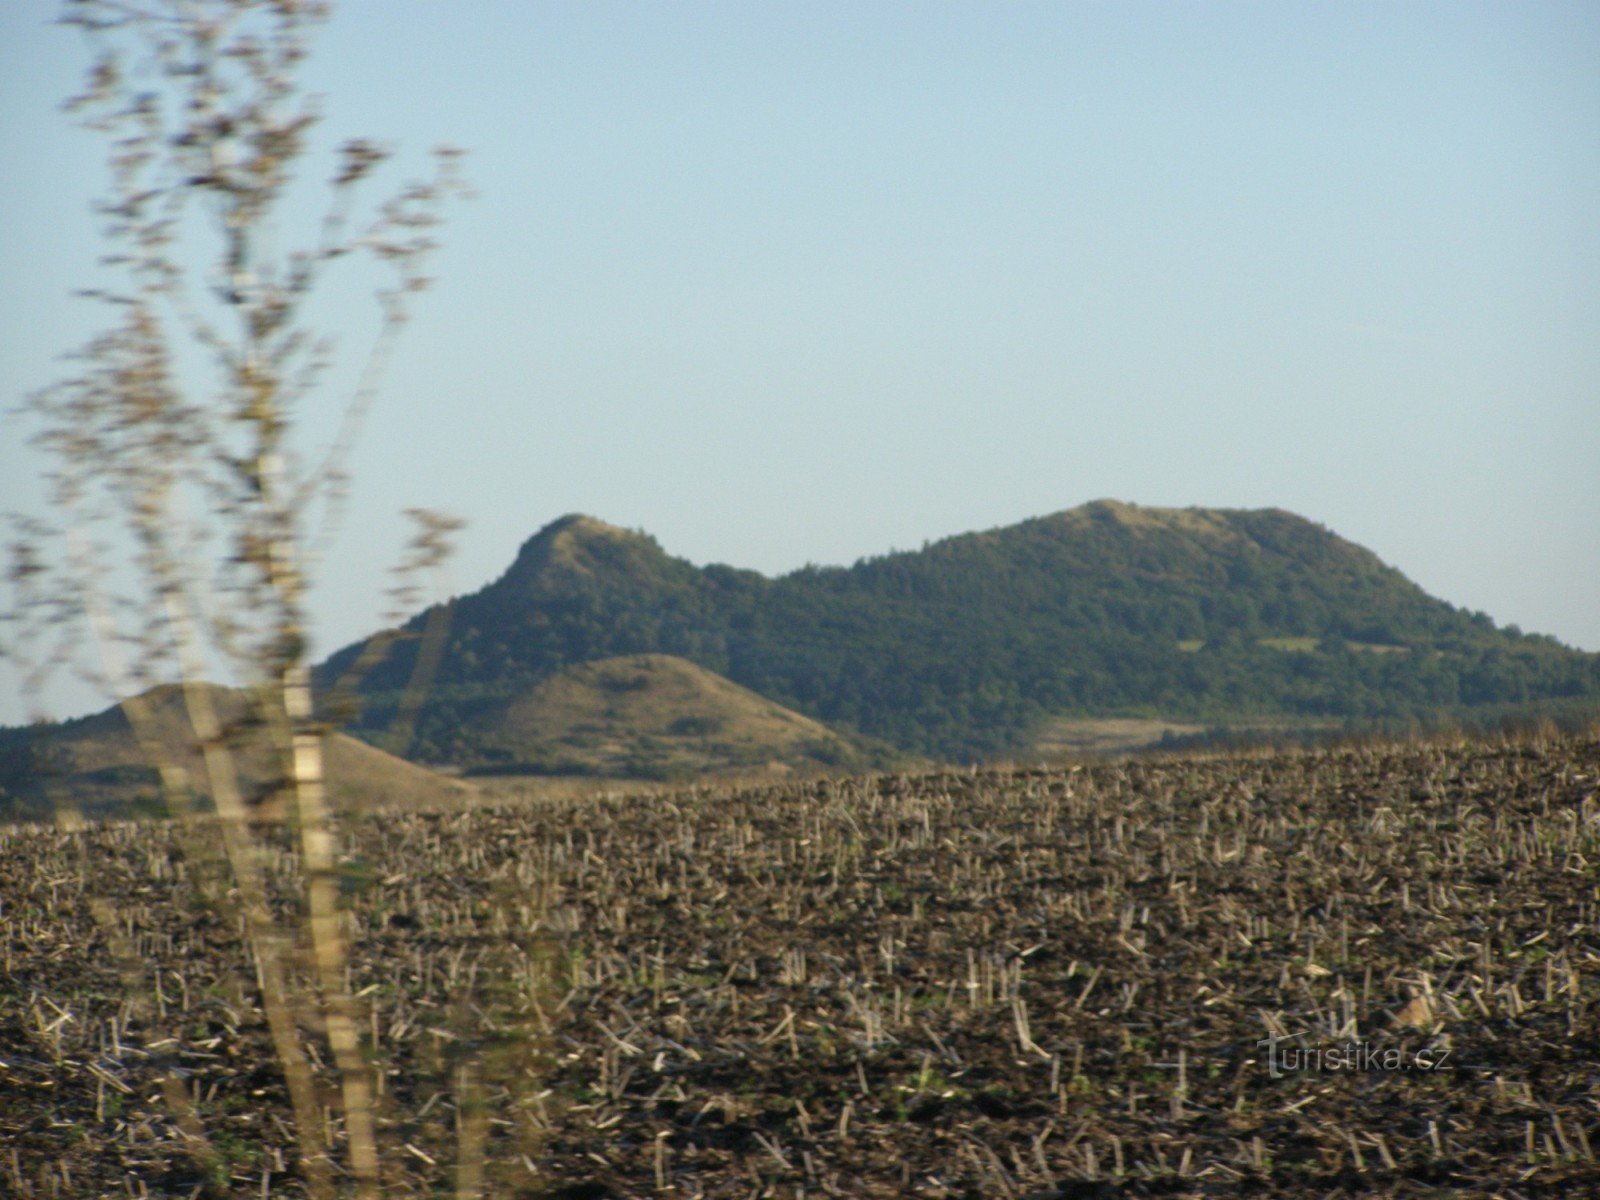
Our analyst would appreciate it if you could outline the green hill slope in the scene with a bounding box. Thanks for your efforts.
[323,502,1600,762]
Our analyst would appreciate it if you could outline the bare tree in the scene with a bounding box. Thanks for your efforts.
[6,1,467,1195]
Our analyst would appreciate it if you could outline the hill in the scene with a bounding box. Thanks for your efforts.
[460,653,897,780]
[323,501,1600,762]
[0,684,477,822]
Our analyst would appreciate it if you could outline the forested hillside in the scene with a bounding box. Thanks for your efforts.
[322,502,1600,761]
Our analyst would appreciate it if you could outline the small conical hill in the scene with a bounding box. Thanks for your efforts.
[462,653,889,780]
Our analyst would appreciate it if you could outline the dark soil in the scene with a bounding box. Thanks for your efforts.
[4,732,1598,1196]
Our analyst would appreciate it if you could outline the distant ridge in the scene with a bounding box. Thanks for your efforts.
[0,684,477,821]
[323,501,1600,763]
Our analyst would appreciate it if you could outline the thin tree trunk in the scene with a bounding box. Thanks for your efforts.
[285,663,382,1195]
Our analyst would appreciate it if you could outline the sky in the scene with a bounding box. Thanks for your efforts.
[2,0,1597,726]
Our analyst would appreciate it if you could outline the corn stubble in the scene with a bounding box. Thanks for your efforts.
[3,728,1598,1197]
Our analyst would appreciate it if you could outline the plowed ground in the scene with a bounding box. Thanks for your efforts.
[4,733,1598,1197]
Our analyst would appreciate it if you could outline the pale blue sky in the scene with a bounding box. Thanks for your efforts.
[3,1,1597,725]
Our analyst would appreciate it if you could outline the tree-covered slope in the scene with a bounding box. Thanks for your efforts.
[321,503,1600,762]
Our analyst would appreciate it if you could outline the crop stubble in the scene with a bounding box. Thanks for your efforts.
[3,733,1598,1196]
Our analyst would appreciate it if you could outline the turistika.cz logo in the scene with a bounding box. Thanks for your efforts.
[1256,1034,1453,1079]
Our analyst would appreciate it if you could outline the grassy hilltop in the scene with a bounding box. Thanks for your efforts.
[455,652,897,780]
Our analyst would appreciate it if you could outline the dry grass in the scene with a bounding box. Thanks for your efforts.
[3,730,1598,1196]
[3,685,478,820]
[1053,499,1246,542]
[1031,717,1212,757]
[480,654,881,780]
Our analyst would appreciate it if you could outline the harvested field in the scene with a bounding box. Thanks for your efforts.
[3,732,1599,1197]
